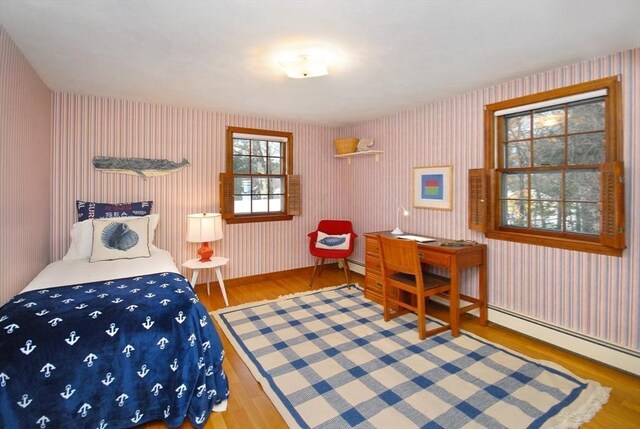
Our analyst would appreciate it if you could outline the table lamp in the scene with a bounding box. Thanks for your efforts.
[186,213,223,262]
[392,205,409,235]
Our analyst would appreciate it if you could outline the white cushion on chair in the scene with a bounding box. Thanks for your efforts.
[316,231,351,250]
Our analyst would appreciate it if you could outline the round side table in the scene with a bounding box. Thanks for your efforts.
[182,256,230,306]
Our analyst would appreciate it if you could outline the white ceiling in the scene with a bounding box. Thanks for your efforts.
[1,0,638,126]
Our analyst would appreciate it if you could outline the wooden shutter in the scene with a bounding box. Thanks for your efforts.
[468,168,487,232]
[601,161,625,249]
[219,172,234,220]
[287,174,301,216]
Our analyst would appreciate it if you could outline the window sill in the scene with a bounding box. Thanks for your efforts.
[485,230,623,257]
[224,214,294,225]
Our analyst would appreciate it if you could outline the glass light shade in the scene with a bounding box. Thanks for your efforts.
[279,55,328,79]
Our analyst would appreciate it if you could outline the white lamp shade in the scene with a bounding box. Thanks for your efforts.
[186,213,223,243]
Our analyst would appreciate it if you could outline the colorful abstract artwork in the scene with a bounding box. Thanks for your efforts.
[414,165,453,210]
[421,174,444,200]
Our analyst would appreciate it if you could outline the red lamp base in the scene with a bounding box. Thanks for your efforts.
[197,242,214,262]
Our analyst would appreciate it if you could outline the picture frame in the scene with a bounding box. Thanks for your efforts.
[413,165,453,210]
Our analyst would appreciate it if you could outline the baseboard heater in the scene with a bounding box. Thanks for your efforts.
[346,259,639,375]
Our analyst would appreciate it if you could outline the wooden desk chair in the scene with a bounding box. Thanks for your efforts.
[378,235,451,340]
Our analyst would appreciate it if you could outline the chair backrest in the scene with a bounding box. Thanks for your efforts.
[316,220,355,236]
[378,236,423,282]
[308,219,357,256]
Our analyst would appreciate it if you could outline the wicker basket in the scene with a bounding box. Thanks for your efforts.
[333,138,359,155]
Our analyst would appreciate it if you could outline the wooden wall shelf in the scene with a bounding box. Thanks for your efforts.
[334,150,383,164]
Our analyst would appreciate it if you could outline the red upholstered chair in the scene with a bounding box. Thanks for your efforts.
[308,220,357,288]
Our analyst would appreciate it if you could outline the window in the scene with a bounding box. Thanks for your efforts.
[220,126,300,224]
[470,77,625,256]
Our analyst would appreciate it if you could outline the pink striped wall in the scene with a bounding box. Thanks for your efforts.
[0,24,51,305]
[50,94,346,285]
[341,48,639,351]
[46,47,638,351]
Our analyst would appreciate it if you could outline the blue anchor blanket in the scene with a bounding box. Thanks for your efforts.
[0,271,229,428]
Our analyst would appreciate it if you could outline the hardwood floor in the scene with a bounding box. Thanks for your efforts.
[142,265,640,429]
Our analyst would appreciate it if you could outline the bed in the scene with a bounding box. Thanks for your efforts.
[0,209,229,428]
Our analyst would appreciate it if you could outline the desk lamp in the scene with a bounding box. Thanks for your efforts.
[392,205,409,235]
[186,213,223,262]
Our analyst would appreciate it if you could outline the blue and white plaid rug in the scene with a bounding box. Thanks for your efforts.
[212,285,609,429]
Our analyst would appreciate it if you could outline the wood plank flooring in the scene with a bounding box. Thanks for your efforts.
[141,265,640,429]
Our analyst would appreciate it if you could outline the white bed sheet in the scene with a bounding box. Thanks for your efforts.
[23,248,180,292]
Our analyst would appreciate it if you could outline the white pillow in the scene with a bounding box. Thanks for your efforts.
[316,231,351,250]
[64,214,159,261]
[90,217,151,262]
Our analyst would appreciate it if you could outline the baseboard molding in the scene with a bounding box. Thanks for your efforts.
[347,260,640,375]
[204,266,313,289]
[485,305,640,376]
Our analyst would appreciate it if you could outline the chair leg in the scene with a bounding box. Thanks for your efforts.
[309,258,321,288]
[417,290,426,340]
[341,258,351,287]
[317,258,325,276]
[382,278,391,322]
[383,293,390,322]
[423,296,451,338]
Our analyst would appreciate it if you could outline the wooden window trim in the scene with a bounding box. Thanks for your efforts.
[473,76,625,257]
[223,214,294,225]
[221,126,300,224]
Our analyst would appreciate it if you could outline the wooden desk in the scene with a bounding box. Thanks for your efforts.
[364,231,488,337]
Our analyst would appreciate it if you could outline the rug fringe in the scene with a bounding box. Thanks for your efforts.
[549,385,611,429]
[210,282,361,315]
[276,282,362,300]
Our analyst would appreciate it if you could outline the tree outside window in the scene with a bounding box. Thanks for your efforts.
[221,127,300,224]
[470,77,625,256]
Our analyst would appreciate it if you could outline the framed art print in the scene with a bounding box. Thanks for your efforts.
[413,165,453,210]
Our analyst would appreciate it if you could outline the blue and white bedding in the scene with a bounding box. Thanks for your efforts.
[0,264,228,428]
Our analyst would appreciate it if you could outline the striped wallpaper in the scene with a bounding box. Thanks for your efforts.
[0,24,51,305]
[341,48,638,351]
[50,94,347,287]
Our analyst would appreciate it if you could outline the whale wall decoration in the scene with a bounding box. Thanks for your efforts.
[92,156,190,178]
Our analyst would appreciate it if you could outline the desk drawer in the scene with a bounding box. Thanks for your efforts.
[365,254,382,273]
[365,236,380,255]
[365,271,383,291]
[364,273,399,308]
[364,273,384,305]
[418,250,451,267]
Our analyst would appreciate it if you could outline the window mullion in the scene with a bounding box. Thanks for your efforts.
[224,126,295,223]
[561,169,566,234]
[482,76,623,256]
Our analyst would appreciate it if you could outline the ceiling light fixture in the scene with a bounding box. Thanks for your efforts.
[279,54,328,79]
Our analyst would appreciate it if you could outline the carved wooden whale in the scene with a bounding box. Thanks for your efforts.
[93,156,190,178]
